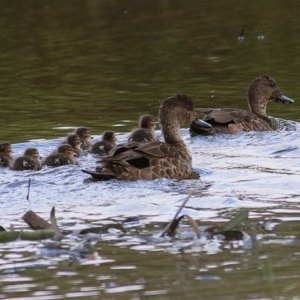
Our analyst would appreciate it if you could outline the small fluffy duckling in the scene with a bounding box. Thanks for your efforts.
[75,127,93,151]
[44,144,77,167]
[128,128,156,143]
[91,131,116,155]
[11,148,42,171]
[0,142,13,167]
[127,114,157,143]
[65,134,83,156]
[139,114,156,133]
[11,156,37,171]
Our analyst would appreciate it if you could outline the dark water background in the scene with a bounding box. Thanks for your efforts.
[1,0,299,142]
[1,1,300,299]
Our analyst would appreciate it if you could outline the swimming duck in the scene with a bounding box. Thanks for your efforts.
[127,114,157,143]
[11,156,38,171]
[82,93,211,180]
[190,76,295,135]
[75,127,93,151]
[65,134,83,156]
[44,144,77,167]
[91,131,116,155]
[11,148,43,171]
[0,142,13,167]
[128,128,156,143]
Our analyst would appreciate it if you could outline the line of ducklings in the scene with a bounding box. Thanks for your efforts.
[0,114,157,172]
[0,76,295,180]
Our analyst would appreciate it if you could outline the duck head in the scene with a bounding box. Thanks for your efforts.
[58,144,76,157]
[139,114,156,131]
[67,134,82,149]
[102,131,117,146]
[24,148,42,160]
[248,76,294,117]
[159,93,211,143]
[0,142,13,159]
[75,127,92,142]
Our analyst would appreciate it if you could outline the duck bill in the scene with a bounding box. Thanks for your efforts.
[275,94,294,104]
[192,118,212,129]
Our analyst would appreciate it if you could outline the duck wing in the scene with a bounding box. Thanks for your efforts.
[101,141,170,168]
[82,141,181,180]
[196,108,250,125]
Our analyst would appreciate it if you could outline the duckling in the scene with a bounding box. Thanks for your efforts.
[190,76,294,135]
[0,142,13,167]
[11,148,42,171]
[44,144,77,167]
[139,114,156,133]
[128,128,156,143]
[82,93,211,180]
[65,134,83,156]
[11,156,37,171]
[127,114,157,143]
[75,127,93,151]
[91,131,116,155]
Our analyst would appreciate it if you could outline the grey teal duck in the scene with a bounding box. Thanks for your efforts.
[82,93,211,180]
[190,76,294,135]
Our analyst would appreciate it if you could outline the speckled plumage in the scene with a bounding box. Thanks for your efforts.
[190,76,294,135]
[83,93,205,180]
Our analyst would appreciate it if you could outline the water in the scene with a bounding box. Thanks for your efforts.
[1,0,300,299]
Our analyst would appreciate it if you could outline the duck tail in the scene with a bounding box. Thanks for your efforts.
[81,169,116,180]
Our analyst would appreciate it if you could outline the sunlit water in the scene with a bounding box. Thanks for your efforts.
[1,122,300,299]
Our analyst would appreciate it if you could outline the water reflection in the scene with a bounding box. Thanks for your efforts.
[0,0,299,142]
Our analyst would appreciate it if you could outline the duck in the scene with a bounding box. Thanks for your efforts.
[127,114,157,143]
[75,127,93,151]
[0,142,13,167]
[11,156,37,171]
[44,144,77,167]
[64,134,83,156]
[190,76,295,135]
[91,131,117,155]
[127,128,156,143]
[11,148,43,171]
[82,92,211,180]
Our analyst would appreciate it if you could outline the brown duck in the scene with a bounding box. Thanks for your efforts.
[190,76,294,135]
[44,144,77,167]
[82,93,211,180]
[128,128,156,143]
[65,134,83,156]
[11,148,43,171]
[0,142,13,167]
[91,131,117,155]
[75,127,93,151]
[127,114,157,143]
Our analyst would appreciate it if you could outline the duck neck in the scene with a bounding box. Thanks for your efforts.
[248,92,267,117]
[160,111,185,146]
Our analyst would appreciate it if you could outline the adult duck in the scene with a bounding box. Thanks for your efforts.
[190,76,294,135]
[82,93,211,180]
